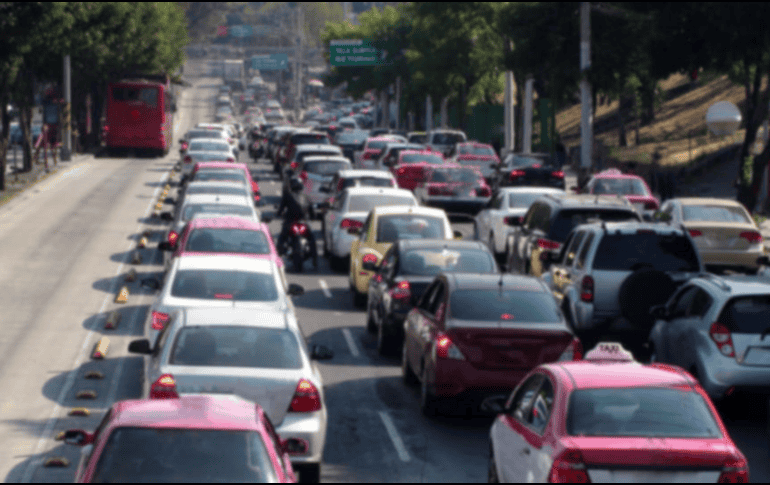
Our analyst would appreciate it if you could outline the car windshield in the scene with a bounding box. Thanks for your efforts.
[400,249,496,276]
[292,133,329,145]
[567,388,722,438]
[508,192,554,208]
[191,154,232,163]
[458,145,495,156]
[349,195,415,213]
[171,269,277,301]
[181,204,253,222]
[188,131,222,140]
[432,133,465,145]
[304,161,349,175]
[189,141,230,153]
[193,171,246,184]
[185,228,270,255]
[549,209,640,242]
[336,131,369,144]
[341,177,393,191]
[377,215,445,242]
[401,153,444,165]
[682,205,751,223]
[92,427,277,483]
[367,140,389,151]
[509,155,550,168]
[216,107,233,115]
[449,289,561,322]
[719,295,770,334]
[170,326,302,369]
[428,168,478,183]
[592,178,649,196]
[185,186,248,197]
[592,233,700,272]
[409,134,427,144]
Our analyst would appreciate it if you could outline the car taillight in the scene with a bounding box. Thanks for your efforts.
[558,338,583,361]
[504,216,523,225]
[710,322,735,357]
[226,157,235,163]
[549,449,589,483]
[362,253,378,266]
[740,231,762,244]
[644,201,659,210]
[718,457,749,483]
[689,229,703,237]
[510,169,526,180]
[434,332,465,360]
[167,231,178,246]
[183,155,192,164]
[151,311,169,331]
[389,280,411,300]
[181,142,188,150]
[290,161,298,170]
[580,276,594,303]
[340,218,363,229]
[537,238,561,250]
[300,170,308,181]
[251,180,259,194]
[291,222,309,236]
[288,379,321,412]
[476,186,492,197]
[149,374,179,399]
[551,170,565,178]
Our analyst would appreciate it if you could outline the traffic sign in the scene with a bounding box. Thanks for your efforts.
[329,39,381,67]
[252,54,289,71]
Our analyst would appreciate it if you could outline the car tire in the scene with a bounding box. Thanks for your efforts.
[488,446,500,483]
[330,254,345,273]
[420,366,440,417]
[377,317,399,356]
[292,238,304,274]
[618,269,676,330]
[366,303,377,334]
[351,286,366,308]
[402,341,418,386]
[295,463,321,483]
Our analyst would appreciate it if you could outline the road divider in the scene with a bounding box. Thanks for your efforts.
[115,286,129,304]
[75,390,97,400]
[341,328,360,358]
[92,337,110,359]
[104,310,121,330]
[137,237,148,249]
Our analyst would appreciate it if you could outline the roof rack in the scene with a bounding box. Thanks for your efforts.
[696,273,731,292]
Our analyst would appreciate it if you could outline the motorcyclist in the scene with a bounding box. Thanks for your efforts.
[276,177,318,267]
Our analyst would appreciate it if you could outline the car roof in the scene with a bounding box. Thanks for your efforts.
[296,144,338,152]
[400,149,441,156]
[398,239,489,251]
[181,194,252,205]
[195,162,248,170]
[188,138,231,146]
[110,395,263,431]
[541,193,634,208]
[343,187,414,197]
[337,169,393,179]
[303,156,349,164]
[583,221,684,234]
[550,361,694,389]
[444,272,546,291]
[592,169,645,181]
[183,307,288,329]
[371,205,449,218]
[176,254,275,272]
[458,141,493,147]
[186,181,247,189]
[498,187,566,195]
[186,215,266,232]
[368,136,403,142]
[675,197,746,208]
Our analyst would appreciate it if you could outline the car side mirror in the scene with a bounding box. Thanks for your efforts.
[453,230,463,240]
[141,278,162,290]
[310,344,334,360]
[362,260,378,272]
[128,339,153,354]
[649,304,668,320]
[347,226,361,235]
[158,241,174,251]
[160,212,174,222]
[287,283,305,296]
[61,430,94,446]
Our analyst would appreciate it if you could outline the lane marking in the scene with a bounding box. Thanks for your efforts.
[341,328,360,358]
[378,411,411,462]
[319,279,332,298]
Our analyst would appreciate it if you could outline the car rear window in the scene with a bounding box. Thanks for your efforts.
[458,145,495,156]
[592,178,649,196]
[682,205,751,223]
[171,269,277,301]
[187,131,222,140]
[377,215,445,242]
[92,427,277,483]
[508,192,553,208]
[409,134,427,144]
[719,295,770,334]
[567,388,722,438]
[432,133,465,145]
[185,186,247,197]
[336,131,369,144]
[349,195,415,213]
[193,171,246,183]
[400,249,496,276]
[185,228,270,255]
[548,209,640,242]
[189,141,230,153]
[182,204,253,222]
[170,326,302,369]
[509,155,550,168]
[449,289,561,322]
[428,168,478,183]
[401,153,444,165]
[342,177,393,190]
[292,133,329,145]
[592,233,700,272]
[367,140,388,150]
[304,161,349,175]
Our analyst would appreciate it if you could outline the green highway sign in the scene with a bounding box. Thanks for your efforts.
[252,54,289,71]
[329,39,381,67]
[229,25,252,38]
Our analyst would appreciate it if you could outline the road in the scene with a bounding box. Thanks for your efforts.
[0,59,768,482]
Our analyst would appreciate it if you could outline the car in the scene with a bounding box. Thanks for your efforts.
[216,95,234,110]
[285,144,344,179]
[541,221,703,353]
[402,273,582,417]
[333,129,370,163]
[322,186,417,271]
[391,149,446,191]
[313,124,342,141]
[355,135,407,169]
[128,306,330,482]
[583,168,659,214]
[196,123,238,148]
[348,205,458,307]
[188,162,261,204]
[657,197,765,273]
[649,273,770,403]
[426,129,467,157]
[490,152,565,192]
[413,164,492,215]
[62,395,298,483]
[407,131,427,144]
[475,187,566,258]
[179,129,233,156]
[175,181,253,208]
[265,126,295,162]
[272,128,307,171]
[448,141,500,183]
[280,131,332,172]
[366,239,499,355]
[319,169,397,209]
[338,116,359,130]
[373,142,426,171]
[488,342,748,483]
[293,156,352,216]
[179,139,235,180]
[505,193,642,277]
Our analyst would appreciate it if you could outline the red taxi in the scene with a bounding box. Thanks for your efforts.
[192,162,261,204]
[62,395,297,482]
[392,149,446,191]
[583,169,659,213]
[488,342,748,483]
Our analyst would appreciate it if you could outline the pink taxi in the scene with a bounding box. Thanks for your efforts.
[583,168,659,214]
[192,162,261,204]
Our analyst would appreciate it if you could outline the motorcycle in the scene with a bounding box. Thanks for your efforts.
[282,221,318,273]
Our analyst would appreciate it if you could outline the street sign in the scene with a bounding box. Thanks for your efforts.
[252,54,289,71]
[229,25,252,38]
[329,39,381,67]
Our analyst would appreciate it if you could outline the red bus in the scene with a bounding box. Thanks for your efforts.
[104,80,174,156]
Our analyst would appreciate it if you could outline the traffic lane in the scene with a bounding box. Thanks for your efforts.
[721,396,770,482]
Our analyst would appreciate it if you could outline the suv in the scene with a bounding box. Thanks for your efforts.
[505,194,641,277]
[490,152,565,192]
[542,221,703,353]
[426,129,467,157]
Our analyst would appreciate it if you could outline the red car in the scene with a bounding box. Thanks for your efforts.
[414,163,492,214]
[192,162,260,204]
[402,273,581,417]
[451,142,500,183]
[583,168,659,213]
[392,149,446,191]
[62,395,297,483]
[488,342,748,483]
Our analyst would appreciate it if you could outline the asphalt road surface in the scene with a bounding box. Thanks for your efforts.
[1,59,768,483]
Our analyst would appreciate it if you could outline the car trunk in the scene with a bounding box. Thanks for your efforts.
[447,322,573,370]
[396,165,428,189]
[685,221,758,251]
[719,295,770,366]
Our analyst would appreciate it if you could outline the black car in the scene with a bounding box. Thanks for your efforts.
[334,130,370,163]
[364,239,499,355]
[491,152,565,192]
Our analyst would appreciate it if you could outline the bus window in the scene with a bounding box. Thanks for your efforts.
[112,87,158,108]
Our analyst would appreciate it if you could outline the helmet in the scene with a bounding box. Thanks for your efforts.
[289,177,304,193]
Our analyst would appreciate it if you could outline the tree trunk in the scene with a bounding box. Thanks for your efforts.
[737,61,767,209]
[617,92,628,147]
[459,81,468,133]
[0,98,8,191]
[639,79,656,125]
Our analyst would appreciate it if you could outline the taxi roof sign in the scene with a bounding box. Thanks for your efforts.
[584,342,635,362]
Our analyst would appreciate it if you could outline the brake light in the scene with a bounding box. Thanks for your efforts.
[718,457,749,483]
[340,219,363,229]
[740,231,762,244]
[644,201,659,210]
[167,231,178,246]
[300,170,308,182]
[504,216,523,225]
[510,169,526,179]
[290,161,298,170]
[291,222,309,236]
[537,238,561,250]
[710,322,735,357]
[149,374,179,399]
[251,180,259,194]
[288,379,321,412]
[551,170,565,178]
[226,157,235,163]
[558,339,584,361]
[362,253,378,265]
[689,229,703,237]
[151,311,169,331]
[183,155,192,164]
[476,186,491,197]
[549,449,589,483]
[580,276,594,303]
[434,332,465,360]
[389,280,411,300]
[181,142,188,150]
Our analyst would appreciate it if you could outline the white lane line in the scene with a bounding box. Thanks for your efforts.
[319,279,332,298]
[21,167,171,483]
[378,411,411,462]
[341,328,360,358]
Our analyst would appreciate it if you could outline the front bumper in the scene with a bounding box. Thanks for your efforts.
[276,410,327,465]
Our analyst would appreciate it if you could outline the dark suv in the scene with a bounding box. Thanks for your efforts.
[490,152,565,192]
[505,194,641,277]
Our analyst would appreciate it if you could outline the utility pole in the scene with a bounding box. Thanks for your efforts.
[580,2,593,176]
[523,76,534,154]
[504,39,515,154]
[295,4,303,121]
[426,95,433,132]
[61,55,72,161]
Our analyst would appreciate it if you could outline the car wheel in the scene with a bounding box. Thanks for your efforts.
[292,238,304,273]
[351,286,366,308]
[420,366,439,417]
[295,463,321,483]
[402,340,418,385]
[488,446,500,483]
[377,316,399,356]
[366,302,377,334]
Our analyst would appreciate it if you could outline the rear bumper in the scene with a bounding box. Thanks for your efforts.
[699,248,765,270]
[503,179,565,189]
[277,410,327,465]
[433,360,526,399]
[697,357,770,399]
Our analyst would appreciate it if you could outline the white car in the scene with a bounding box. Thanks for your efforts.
[196,123,238,151]
[180,129,234,156]
[296,155,352,209]
[180,181,252,201]
[322,169,397,204]
[323,187,417,270]
[475,187,565,256]
[426,129,467,157]
[179,139,235,179]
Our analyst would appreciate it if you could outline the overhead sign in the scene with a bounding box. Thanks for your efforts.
[252,54,289,71]
[229,25,252,38]
[329,39,381,67]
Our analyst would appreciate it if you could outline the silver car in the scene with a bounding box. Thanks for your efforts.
[179,139,234,179]
[129,304,329,479]
[297,155,352,212]
[649,274,770,401]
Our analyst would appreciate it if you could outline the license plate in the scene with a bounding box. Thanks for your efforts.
[741,346,770,366]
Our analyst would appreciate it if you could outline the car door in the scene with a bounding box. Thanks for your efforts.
[550,231,586,300]
[350,213,371,276]
[144,315,175,398]
[75,409,114,482]
[421,280,448,376]
[510,204,538,272]
[656,285,700,365]
[674,287,713,369]
[325,191,346,246]
[372,248,397,323]
[405,280,440,373]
